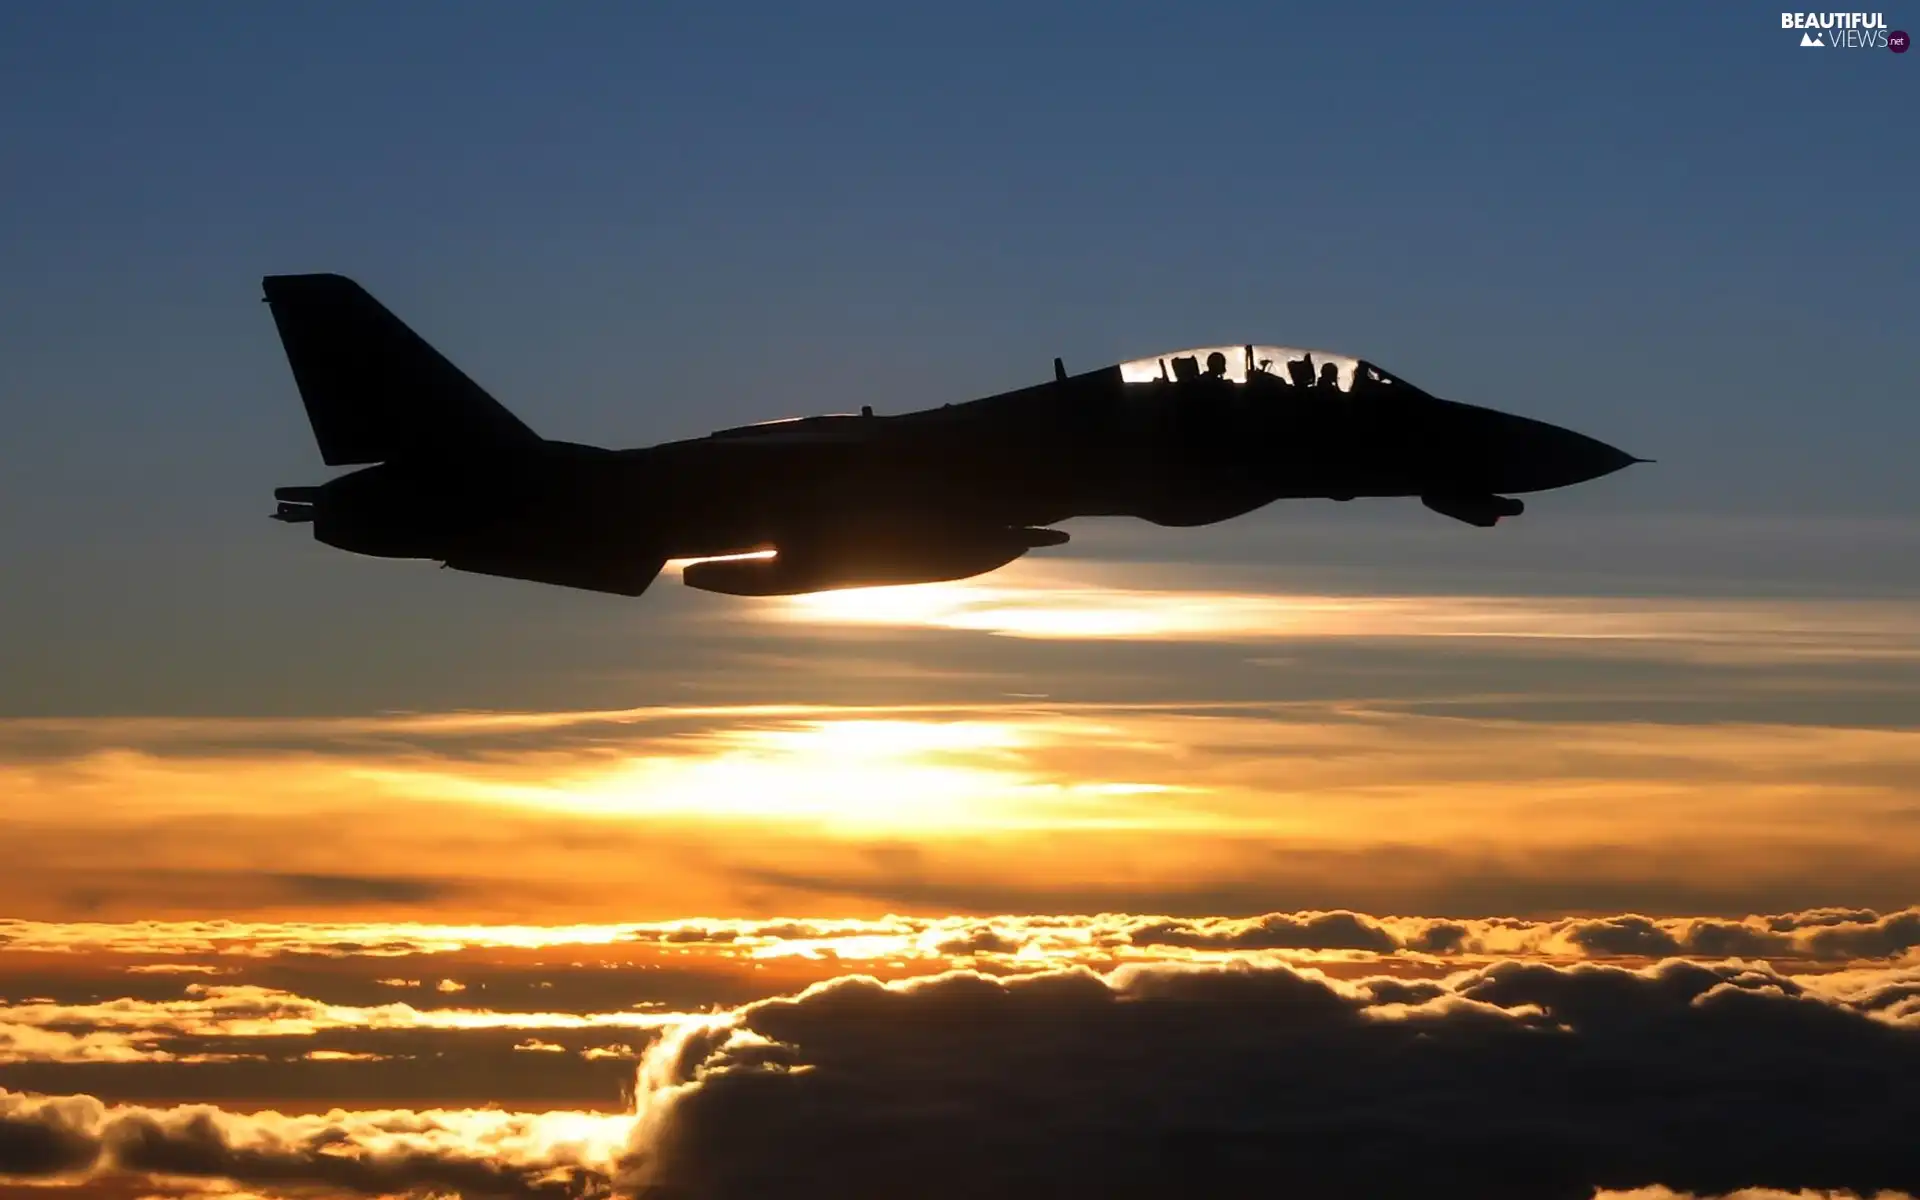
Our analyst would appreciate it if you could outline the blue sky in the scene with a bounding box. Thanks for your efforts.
[0,2,1914,714]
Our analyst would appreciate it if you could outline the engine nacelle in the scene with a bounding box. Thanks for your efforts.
[1421,493,1525,527]
[684,527,1068,596]
[285,464,522,559]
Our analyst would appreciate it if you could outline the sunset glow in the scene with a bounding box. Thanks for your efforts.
[3,695,1916,924]
[4,7,1915,1196]
[772,562,1920,661]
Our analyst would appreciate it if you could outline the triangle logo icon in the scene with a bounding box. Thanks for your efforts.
[1800,31,1824,45]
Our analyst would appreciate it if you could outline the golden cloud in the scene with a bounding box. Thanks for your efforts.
[0,984,694,1048]
[0,701,1916,921]
[758,560,1920,663]
[8,952,1920,1199]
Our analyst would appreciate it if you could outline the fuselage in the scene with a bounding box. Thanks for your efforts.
[301,350,1634,566]
[260,282,1643,600]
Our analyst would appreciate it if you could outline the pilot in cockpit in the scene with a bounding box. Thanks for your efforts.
[1204,351,1229,379]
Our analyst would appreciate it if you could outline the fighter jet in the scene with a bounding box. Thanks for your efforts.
[263,274,1644,598]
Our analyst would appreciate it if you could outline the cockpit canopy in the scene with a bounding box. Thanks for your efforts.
[1117,345,1410,394]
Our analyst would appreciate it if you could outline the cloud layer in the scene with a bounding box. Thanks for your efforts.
[768,566,1920,664]
[7,903,1918,975]
[0,982,688,1066]
[623,956,1920,1200]
[0,1091,622,1198]
[4,702,1919,922]
[5,920,1919,1200]
[1119,905,1920,963]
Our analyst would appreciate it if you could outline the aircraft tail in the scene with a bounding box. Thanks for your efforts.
[261,273,542,466]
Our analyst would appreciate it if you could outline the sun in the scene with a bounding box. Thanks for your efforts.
[345,715,1208,837]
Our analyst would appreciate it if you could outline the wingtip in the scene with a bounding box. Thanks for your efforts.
[261,272,365,306]
[261,272,355,291]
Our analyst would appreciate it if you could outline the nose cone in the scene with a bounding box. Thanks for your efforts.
[1466,408,1644,494]
[1527,418,1641,487]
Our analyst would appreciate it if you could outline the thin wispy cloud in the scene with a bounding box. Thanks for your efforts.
[1,703,1917,920]
[0,984,692,1049]
[761,560,1920,663]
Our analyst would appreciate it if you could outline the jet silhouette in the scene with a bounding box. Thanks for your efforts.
[264,274,1645,598]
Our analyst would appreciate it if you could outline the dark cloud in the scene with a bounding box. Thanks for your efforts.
[1129,909,1398,953]
[1126,907,1920,964]
[1404,919,1472,953]
[620,957,1920,1200]
[1767,907,1883,931]
[1562,914,1688,957]
[662,927,735,944]
[1803,910,1920,960]
[7,905,1920,1160]
[0,1091,611,1198]
[107,1109,585,1198]
[928,925,1028,956]
[0,1095,100,1176]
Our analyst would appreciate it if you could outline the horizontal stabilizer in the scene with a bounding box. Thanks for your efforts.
[262,273,541,466]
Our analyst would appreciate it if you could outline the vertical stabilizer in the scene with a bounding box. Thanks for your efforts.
[262,273,541,466]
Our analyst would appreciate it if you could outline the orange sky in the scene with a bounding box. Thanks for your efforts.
[6,563,1917,924]
[5,556,1918,1197]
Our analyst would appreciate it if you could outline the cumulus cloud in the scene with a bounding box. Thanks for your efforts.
[433,905,1920,966]
[6,907,1919,986]
[1121,906,1920,964]
[0,1091,622,1197]
[1800,967,1920,1023]
[1127,909,1401,953]
[926,923,1031,956]
[620,957,1920,1200]
[8,946,1920,1199]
